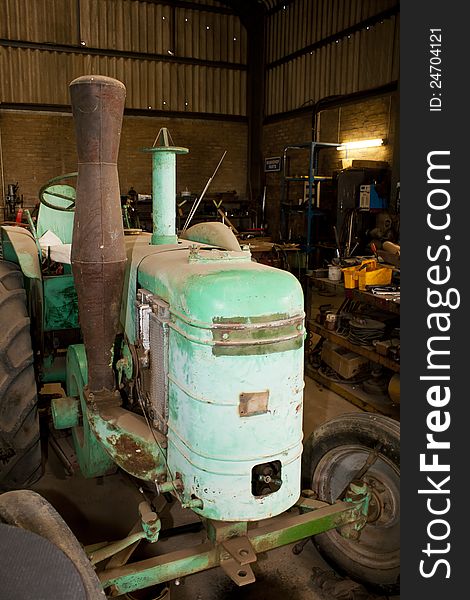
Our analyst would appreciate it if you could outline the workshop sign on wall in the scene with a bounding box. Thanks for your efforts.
[264,156,282,172]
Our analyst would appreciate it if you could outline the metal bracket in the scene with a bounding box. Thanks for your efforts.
[220,536,257,586]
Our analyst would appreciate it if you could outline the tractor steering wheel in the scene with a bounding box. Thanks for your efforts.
[39,172,78,212]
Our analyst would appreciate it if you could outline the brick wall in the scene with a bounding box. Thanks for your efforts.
[262,92,398,240]
[0,110,248,220]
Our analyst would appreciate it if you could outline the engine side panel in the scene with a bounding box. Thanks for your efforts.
[137,246,305,521]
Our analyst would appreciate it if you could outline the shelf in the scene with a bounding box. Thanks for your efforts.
[344,287,400,315]
[308,321,400,373]
[284,176,332,182]
[305,364,399,419]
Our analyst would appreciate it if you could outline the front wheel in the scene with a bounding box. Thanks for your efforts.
[302,413,400,595]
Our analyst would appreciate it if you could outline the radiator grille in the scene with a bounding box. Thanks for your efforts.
[149,298,170,434]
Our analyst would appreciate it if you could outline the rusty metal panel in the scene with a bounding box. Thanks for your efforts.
[0,0,78,44]
[239,391,269,417]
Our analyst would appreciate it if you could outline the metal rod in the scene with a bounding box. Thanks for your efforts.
[181,151,227,233]
[0,125,5,211]
[88,531,146,566]
[99,499,364,594]
[333,225,341,259]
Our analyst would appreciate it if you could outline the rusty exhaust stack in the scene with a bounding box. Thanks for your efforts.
[69,75,127,393]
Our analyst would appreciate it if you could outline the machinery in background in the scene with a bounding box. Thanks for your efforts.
[335,165,399,259]
[121,186,142,230]
[0,76,400,598]
[3,182,23,221]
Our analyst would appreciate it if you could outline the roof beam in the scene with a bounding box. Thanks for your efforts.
[267,0,296,17]
[132,1,235,15]
[0,38,246,71]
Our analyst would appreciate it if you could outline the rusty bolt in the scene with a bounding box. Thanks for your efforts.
[302,489,318,499]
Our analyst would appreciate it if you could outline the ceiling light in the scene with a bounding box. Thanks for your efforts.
[336,138,384,151]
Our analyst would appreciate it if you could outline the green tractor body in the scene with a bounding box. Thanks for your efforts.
[0,76,399,597]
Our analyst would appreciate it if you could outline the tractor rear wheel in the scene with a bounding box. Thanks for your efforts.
[0,490,105,598]
[0,260,42,490]
[302,413,400,595]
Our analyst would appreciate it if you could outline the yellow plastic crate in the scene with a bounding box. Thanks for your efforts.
[357,266,393,290]
[342,259,377,289]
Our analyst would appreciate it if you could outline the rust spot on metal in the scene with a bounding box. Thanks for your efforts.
[239,391,269,417]
[109,435,157,476]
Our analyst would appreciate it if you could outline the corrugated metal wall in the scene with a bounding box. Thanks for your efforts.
[1,1,399,117]
[265,0,399,115]
[0,0,78,44]
[0,0,247,115]
[0,47,246,113]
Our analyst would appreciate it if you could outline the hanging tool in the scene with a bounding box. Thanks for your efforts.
[261,186,267,231]
[182,151,227,233]
[370,241,379,260]
[333,225,342,259]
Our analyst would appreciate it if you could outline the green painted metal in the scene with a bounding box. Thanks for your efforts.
[36,184,76,243]
[41,355,67,384]
[99,495,367,595]
[66,344,168,481]
[136,246,305,522]
[51,395,80,429]
[66,344,117,478]
[22,209,42,256]
[88,531,147,566]
[120,234,184,344]
[181,221,241,251]
[204,520,248,543]
[141,516,161,543]
[43,275,79,330]
[116,341,134,387]
[87,400,168,482]
[0,226,42,279]
[142,145,188,245]
[66,343,168,482]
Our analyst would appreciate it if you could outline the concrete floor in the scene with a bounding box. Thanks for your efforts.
[30,378,384,600]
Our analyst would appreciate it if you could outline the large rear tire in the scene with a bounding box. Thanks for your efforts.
[302,413,400,595]
[0,260,42,489]
[0,490,105,598]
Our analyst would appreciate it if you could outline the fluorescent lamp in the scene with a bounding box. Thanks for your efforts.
[336,138,384,151]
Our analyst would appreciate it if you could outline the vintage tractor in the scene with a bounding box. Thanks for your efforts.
[0,76,400,598]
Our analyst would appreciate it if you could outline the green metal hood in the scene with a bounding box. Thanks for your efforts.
[137,246,304,325]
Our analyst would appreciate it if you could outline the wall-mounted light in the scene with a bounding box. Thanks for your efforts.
[336,138,384,151]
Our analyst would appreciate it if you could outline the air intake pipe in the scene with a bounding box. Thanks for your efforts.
[69,75,127,393]
[143,130,188,245]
